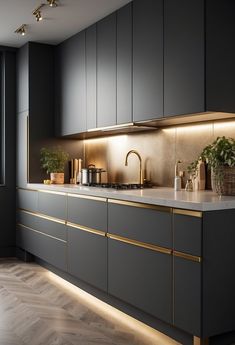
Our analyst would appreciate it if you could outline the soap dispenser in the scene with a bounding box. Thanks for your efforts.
[174,160,182,191]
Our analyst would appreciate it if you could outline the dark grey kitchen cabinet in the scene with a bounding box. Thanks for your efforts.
[55,31,86,135]
[97,13,117,128]
[164,0,205,117]
[38,190,67,221]
[133,0,163,122]
[86,24,97,130]
[17,188,38,213]
[16,44,28,113]
[117,3,132,125]
[16,112,28,188]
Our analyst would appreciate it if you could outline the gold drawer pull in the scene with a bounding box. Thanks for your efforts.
[173,250,202,263]
[67,221,106,237]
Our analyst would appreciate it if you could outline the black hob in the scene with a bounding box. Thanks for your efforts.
[89,183,152,190]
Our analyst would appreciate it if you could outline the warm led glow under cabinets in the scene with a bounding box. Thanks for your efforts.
[162,120,235,134]
[46,271,178,345]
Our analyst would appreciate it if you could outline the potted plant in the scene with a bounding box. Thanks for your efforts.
[188,136,235,195]
[40,147,69,184]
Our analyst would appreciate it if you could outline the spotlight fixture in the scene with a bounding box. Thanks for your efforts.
[47,0,58,7]
[32,4,45,22]
[15,24,27,36]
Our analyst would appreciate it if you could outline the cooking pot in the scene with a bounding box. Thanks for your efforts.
[81,164,105,185]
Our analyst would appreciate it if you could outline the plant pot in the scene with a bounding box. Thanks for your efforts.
[211,166,235,196]
[50,172,64,184]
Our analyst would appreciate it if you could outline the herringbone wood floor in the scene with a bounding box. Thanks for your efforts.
[0,259,178,345]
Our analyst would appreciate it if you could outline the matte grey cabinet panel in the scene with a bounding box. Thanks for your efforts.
[16,44,29,113]
[56,31,86,135]
[97,13,116,127]
[86,24,97,130]
[17,224,67,272]
[117,3,132,124]
[38,192,67,220]
[68,225,107,291]
[18,210,67,241]
[17,189,38,213]
[108,203,172,248]
[174,257,201,336]
[133,0,163,121]
[173,214,202,256]
[164,0,204,116]
[16,112,28,188]
[68,196,107,231]
[108,239,172,324]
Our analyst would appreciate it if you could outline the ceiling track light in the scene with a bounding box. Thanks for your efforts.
[32,4,45,22]
[47,0,58,7]
[15,24,27,36]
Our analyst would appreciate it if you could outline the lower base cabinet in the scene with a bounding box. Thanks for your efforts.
[67,225,107,292]
[108,238,172,324]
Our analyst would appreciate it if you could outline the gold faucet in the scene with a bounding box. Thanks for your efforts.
[125,150,144,185]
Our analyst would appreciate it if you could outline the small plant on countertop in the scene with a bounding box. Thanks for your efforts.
[40,147,69,174]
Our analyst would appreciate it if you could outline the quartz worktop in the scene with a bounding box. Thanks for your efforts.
[26,183,235,212]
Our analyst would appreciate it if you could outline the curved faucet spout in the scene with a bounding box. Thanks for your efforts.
[125,150,144,185]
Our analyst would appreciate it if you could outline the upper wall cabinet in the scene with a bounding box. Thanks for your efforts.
[97,13,117,128]
[164,0,205,117]
[55,31,86,136]
[133,0,163,122]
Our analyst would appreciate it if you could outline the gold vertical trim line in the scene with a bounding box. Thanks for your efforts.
[173,208,202,218]
[194,337,209,345]
[18,209,66,225]
[17,223,67,243]
[108,199,172,213]
[27,115,29,183]
[38,189,66,196]
[107,233,172,255]
[67,221,106,237]
[173,250,202,263]
[67,193,107,202]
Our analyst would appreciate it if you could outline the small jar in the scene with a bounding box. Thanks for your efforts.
[185,179,193,192]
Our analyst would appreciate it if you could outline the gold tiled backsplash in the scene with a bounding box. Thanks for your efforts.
[83,120,235,187]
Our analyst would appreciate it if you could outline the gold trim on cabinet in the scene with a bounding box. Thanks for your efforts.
[173,208,202,218]
[107,233,172,255]
[38,189,66,196]
[194,336,209,345]
[68,193,106,202]
[173,250,202,263]
[108,199,172,213]
[67,221,106,237]
[19,209,66,225]
[17,223,67,243]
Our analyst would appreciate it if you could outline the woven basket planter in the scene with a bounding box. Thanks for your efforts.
[211,166,235,196]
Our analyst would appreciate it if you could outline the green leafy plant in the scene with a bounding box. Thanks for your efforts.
[40,147,69,174]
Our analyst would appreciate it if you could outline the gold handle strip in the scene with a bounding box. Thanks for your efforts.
[38,189,66,196]
[17,223,67,243]
[67,221,106,237]
[27,115,29,183]
[68,193,107,202]
[107,233,172,255]
[194,337,209,345]
[173,208,202,218]
[173,250,202,263]
[108,199,171,213]
[18,209,66,225]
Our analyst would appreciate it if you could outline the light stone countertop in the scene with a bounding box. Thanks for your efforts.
[26,183,235,212]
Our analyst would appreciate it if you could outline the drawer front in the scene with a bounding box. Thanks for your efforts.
[67,225,107,291]
[17,189,38,212]
[173,212,202,256]
[38,191,67,220]
[108,238,172,324]
[67,195,107,232]
[16,224,67,272]
[18,210,67,241]
[108,201,172,248]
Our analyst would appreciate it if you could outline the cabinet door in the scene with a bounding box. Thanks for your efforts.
[38,191,67,221]
[86,24,97,130]
[16,44,29,113]
[16,112,28,188]
[133,0,163,121]
[108,238,172,324]
[68,225,107,291]
[56,31,86,135]
[97,13,116,127]
[117,3,132,124]
[164,0,204,116]
[17,189,38,213]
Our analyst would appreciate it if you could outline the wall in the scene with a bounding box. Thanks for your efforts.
[84,118,235,187]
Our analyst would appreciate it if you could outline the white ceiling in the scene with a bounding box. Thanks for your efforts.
[0,0,131,48]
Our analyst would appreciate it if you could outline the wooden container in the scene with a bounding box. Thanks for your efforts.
[50,173,64,184]
[212,166,235,196]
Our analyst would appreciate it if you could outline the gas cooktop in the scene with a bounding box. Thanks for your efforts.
[88,183,152,190]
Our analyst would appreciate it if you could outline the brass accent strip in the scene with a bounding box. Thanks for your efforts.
[68,193,106,202]
[38,189,66,196]
[67,222,106,237]
[17,223,67,243]
[108,199,171,213]
[87,122,134,132]
[107,233,172,255]
[173,250,202,263]
[194,336,209,345]
[173,208,202,218]
[19,209,66,225]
